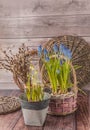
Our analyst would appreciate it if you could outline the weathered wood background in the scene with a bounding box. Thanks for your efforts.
[0,0,90,89]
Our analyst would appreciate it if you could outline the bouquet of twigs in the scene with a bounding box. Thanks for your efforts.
[0,44,37,90]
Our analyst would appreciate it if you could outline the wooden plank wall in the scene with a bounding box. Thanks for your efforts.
[0,0,90,89]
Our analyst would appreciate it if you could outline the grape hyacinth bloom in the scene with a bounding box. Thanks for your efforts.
[66,49,72,59]
[59,43,65,54]
[45,56,50,62]
[53,43,59,53]
[38,45,42,56]
[44,48,48,57]
[60,59,65,65]
[60,43,72,59]
[63,46,72,59]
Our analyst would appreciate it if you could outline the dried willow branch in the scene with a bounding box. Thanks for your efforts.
[0,44,37,85]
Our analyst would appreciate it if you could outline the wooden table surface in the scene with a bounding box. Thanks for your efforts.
[0,89,89,130]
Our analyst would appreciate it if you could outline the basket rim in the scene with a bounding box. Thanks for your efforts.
[51,91,77,99]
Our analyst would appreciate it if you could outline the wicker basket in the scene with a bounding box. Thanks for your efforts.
[41,56,78,115]
[48,92,77,115]
[39,35,90,88]
[39,35,88,115]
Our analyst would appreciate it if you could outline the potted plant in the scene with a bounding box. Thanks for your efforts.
[19,64,50,126]
[38,43,78,115]
[0,44,50,126]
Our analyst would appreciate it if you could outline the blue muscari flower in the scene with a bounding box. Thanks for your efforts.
[62,46,68,56]
[59,43,64,53]
[63,46,72,59]
[53,43,59,53]
[60,59,64,65]
[60,43,72,59]
[59,43,66,54]
[56,69,60,74]
[43,48,48,56]
[38,45,42,56]
[45,56,50,62]
[66,49,72,59]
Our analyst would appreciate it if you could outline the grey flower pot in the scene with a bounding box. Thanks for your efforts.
[19,93,50,126]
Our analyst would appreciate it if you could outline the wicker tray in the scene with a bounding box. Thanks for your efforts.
[0,96,21,114]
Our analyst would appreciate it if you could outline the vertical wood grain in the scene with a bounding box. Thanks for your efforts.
[14,115,43,130]
[76,91,89,130]
[63,114,76,130]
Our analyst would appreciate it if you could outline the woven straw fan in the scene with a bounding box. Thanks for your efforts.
[39,35,90,88]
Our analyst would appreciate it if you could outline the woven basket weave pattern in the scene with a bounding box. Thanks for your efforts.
[48,94,77,115]
[0,96,21,114]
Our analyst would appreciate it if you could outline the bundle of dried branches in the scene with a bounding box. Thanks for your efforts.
[0,44,37,91]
